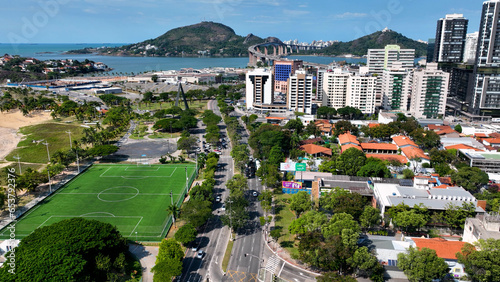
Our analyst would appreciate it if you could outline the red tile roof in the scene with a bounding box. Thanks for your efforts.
[299,144,332,156]
[361,143,398,151]
[436,127,458,135]
[486,138,500,145]
[338,133,360,145]
[412,238,469,260]
[392,135,418,148]
[368,123,380,128]
[401,146,430,160]
[439,177,452,185]
[490,132,500,139]
[366,154,408,164]
[434,184,451,189]
[341,144,362,152]
[445,144,483,151]
[474,133,489,138]
[427,125,450,131]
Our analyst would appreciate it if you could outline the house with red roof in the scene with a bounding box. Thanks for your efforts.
[411,238,468,279]
[314,120,334,137]
[299,144,332,157]
[484,138,500,147]
[338,132,360,146]
[445,144,483,152]
[392,135,418,148]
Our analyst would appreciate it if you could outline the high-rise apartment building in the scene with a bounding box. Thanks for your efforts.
[346,75,377,114]
[470,0,500,114]
[273,60,303,95]
[316,68,327,101]
[288,70,314,114]
[245,69,273,110]
[463,32,479,63]
[367,45,415,107]
[433,14,468,63]
[381,62,413,111]
[410,63,450,119]
[322,68,351,109]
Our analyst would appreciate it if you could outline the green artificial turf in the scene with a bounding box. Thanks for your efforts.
[0,163,197,241]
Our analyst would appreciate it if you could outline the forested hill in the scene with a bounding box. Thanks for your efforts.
[94,22,266,57]
[311,29,428,57]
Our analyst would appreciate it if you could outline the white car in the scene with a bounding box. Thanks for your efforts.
[215,196,221,202]
[197,250,204,259]
[253,191,258,197]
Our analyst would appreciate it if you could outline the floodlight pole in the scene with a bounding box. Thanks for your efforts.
[13,155,21,174]
[42,141,52,193]
[66,131,80,173]
[170,190,173,206]
[42,141,50,163]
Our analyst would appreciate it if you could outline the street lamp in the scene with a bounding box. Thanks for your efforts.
[13,155,21,174]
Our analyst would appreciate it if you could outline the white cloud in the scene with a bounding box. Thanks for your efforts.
[83,8,98,14]
[332,12,367,20]
[283,9,310,16]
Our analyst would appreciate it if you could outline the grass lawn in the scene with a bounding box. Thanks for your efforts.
[274,193,300,258]
[222,239,234,272]
[6,123,86,164]
[148,132,181,139]
[0,163,198,241]
[138,100,208,111]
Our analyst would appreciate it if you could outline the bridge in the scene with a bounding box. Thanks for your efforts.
[248,42,324,66]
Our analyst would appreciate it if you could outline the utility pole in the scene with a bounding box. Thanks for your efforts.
[42,141,50,163]
[228,200,233,241]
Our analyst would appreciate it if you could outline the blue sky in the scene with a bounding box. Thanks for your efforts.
[1,0,483,44]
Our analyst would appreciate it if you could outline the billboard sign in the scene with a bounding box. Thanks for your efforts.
[280,162,296,171]
[282,181,303,189]
[296,163,306,171]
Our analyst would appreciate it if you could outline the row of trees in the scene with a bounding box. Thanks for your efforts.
[319,147,393,178]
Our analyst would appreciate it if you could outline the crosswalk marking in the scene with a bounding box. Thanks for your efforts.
[265,255,281,275]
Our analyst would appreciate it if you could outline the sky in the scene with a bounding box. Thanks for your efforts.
[0,0,484,44]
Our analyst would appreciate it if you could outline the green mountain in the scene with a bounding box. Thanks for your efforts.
[312,29,428,57]
[98,22,265,57]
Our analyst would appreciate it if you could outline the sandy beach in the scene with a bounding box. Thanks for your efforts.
[0,110,52,161]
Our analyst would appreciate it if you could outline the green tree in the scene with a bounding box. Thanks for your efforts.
[320,188,367,220]
[322,212,361,239]
[451,167,489,193]
[397,247,449,282]
[174,224,197,246]
[336,147,366,176]
[443,202,476,233]
[284,118,304,135]
[226,174,248,197]
[402,168,414,179]
[393,210,427,233]
[349,246,384,281]
[457,239,500,282]
[221,195,249,232]
[357,158,392,178]
[454,124,462,133]
[152,238,184,281]
[289,191,312,218]
[288,210,328,236]
[181,198,212,228]
[0,218,128,281]
[360,206,382,229]
[258,190,273,216]
[177,136,197,151]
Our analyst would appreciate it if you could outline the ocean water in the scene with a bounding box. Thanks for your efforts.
[0,43,368,74]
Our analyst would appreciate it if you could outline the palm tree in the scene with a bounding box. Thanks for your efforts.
[166,205,180,227]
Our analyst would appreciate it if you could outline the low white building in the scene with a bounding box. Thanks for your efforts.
[463,213,500,245]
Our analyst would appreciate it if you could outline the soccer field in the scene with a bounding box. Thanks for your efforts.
[0,164,197,241]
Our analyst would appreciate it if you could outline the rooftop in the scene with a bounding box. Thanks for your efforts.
[341,144,362,152]
[361,143,398,151]
[366,154,408,164]
[392,135,418,148]
[401,146,430,160]
[412,238,468,260]
[338,132,360,145]
[299,144,332,156]
[445,144,483,151]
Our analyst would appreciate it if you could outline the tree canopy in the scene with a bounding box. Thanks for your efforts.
[397,247,449,282]
[0,218,128,281]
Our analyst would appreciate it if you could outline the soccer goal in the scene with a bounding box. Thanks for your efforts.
[137,154,152,167]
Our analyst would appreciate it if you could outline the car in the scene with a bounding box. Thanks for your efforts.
[191,245,198,252]
[253,191,258,197]
[197,250,204,259]
[221,204,226,211]
[216,195,221,202]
